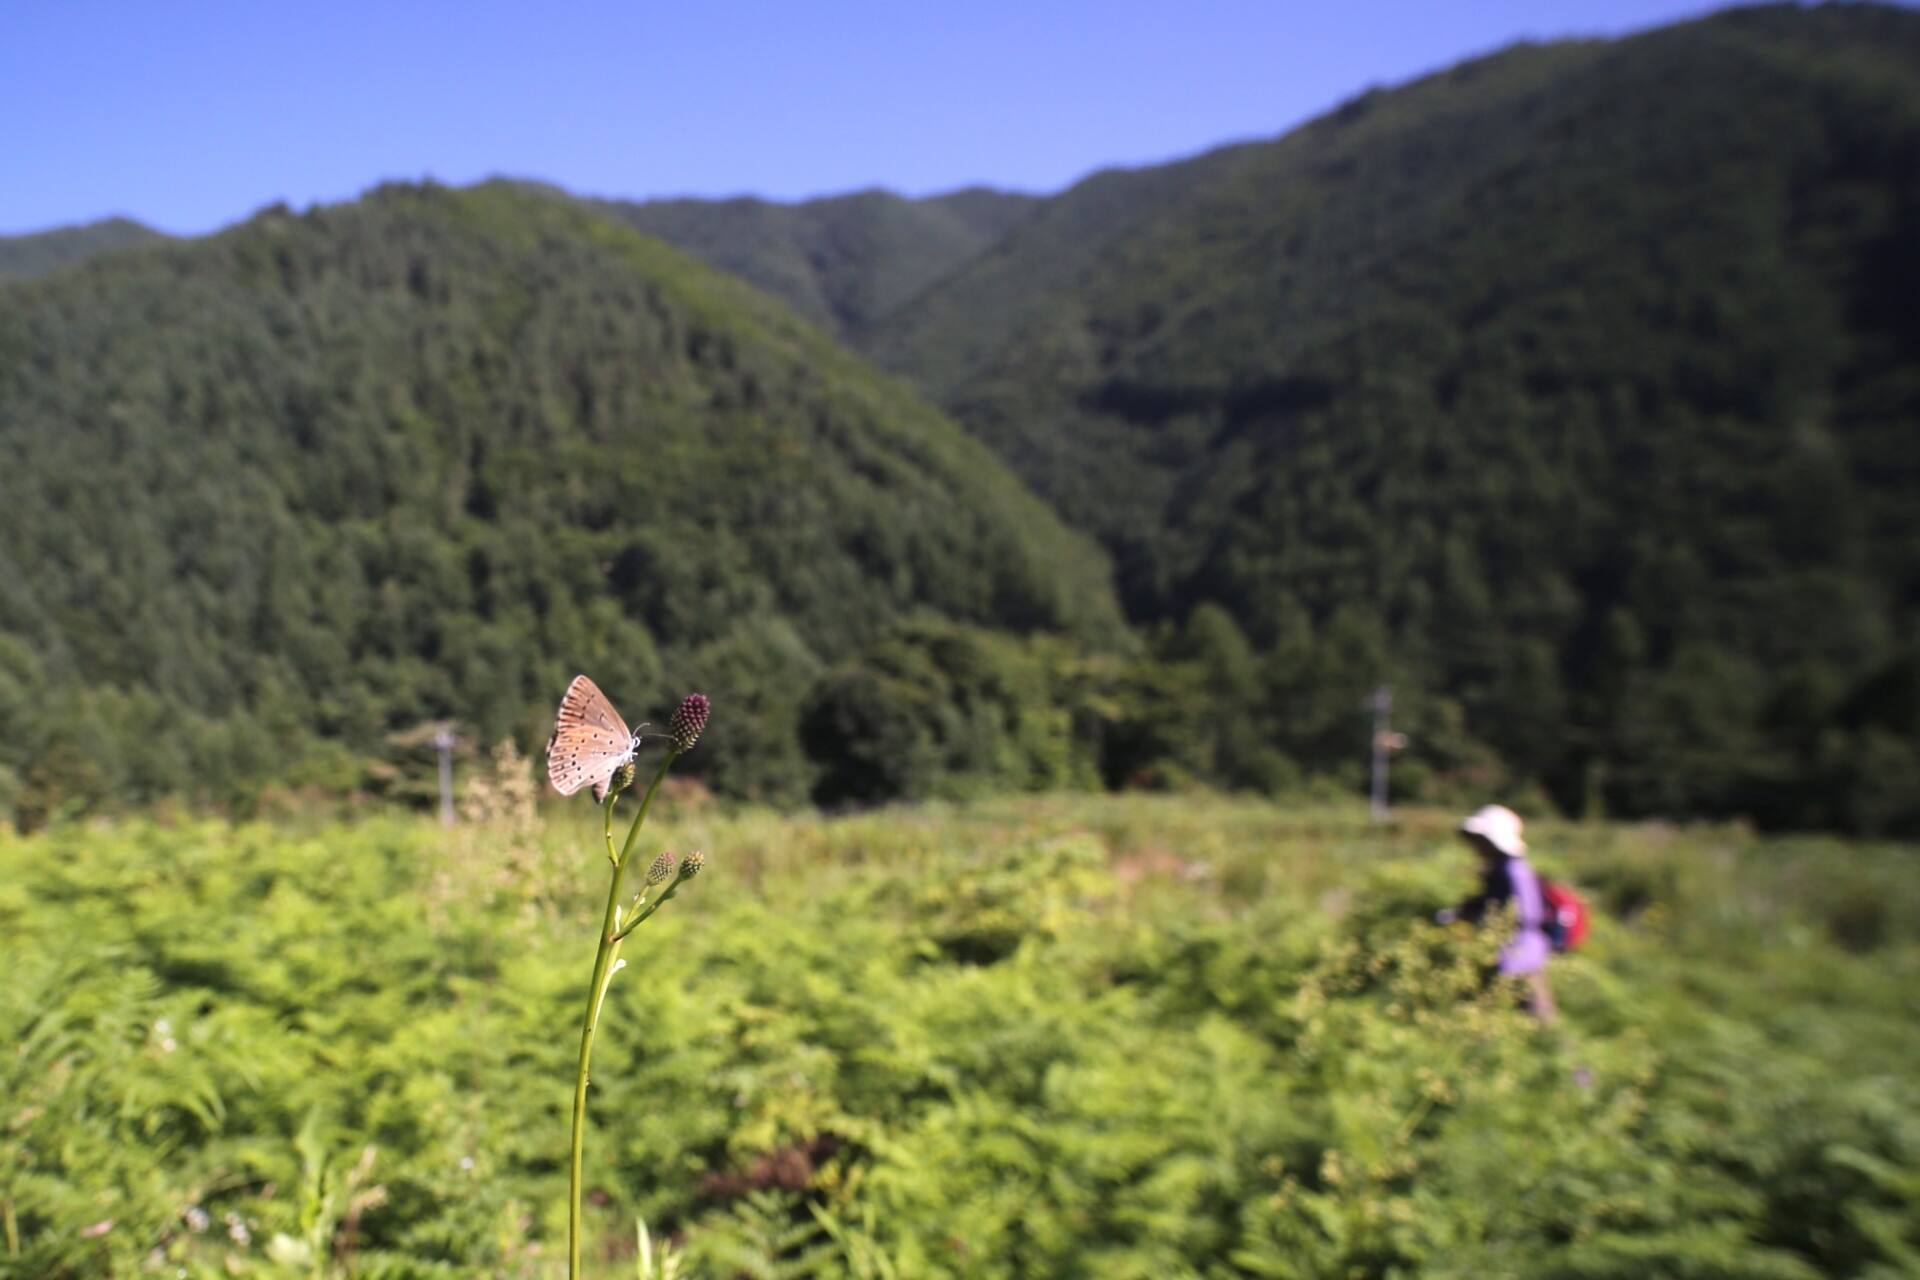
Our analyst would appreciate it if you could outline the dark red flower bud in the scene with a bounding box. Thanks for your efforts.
[669,693,710,753]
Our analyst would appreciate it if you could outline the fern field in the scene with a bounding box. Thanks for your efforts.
[3,791,1916,1278]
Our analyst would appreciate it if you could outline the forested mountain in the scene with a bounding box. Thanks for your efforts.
[0,182,1119,820]
[599,186,1037,336]
[0,216,163,279]
[847,3,1920,829]
[5,5,1918,832]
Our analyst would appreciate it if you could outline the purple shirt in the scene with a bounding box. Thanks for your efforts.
[1498,858,1551,976]
[1457,855,1551,976]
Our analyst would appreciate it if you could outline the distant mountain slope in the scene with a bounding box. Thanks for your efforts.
[599,186,1037,336]
[0,216,163,279]
[865,3,1920,819]
[0,182,1118,812]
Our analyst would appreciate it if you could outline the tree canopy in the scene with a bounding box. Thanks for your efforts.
[0,183,1118,821]
[852,3,1920,830]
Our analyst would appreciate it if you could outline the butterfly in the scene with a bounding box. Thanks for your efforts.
[546,674,643,802]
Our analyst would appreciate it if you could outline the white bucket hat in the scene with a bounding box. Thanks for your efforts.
[1460,804,1527,858]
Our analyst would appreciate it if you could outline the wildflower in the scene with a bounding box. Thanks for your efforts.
[552,673,714,1280]
[669,693,710,753]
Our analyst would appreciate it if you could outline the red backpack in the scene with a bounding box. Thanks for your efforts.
[1539,878,1590,953]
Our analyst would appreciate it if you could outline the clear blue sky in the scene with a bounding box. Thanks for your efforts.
[4,0,1739,236]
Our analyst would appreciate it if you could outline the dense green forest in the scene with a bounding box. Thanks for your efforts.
[0,216,162,279]
[0,183,1118,822]
[3,4,1919,832]
[852,4,1920,830]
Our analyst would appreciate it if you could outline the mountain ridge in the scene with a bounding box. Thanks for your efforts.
[597,185,1040,337]
[0,215,164,279]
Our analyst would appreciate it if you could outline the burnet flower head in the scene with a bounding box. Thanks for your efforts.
[669,693,710,753]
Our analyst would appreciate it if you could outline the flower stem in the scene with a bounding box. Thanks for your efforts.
[611,865,690,943]
[569,751,677,1280]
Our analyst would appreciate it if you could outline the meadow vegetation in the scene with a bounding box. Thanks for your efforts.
[5,782,1916,1278]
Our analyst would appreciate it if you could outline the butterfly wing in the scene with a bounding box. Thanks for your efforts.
[547,675,636,797]
[557,674,630,738]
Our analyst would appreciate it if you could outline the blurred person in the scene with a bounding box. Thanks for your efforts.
[1435,804,1557,1022]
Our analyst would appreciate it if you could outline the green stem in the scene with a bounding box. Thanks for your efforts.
[611,868,690,943]
[569,752,678,1280]
[618,752,678,865]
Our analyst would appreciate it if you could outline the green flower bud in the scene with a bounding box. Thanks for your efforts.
[646,851,676,886]
[680,850,706,880]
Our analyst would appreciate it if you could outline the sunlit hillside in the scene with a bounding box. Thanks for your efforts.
[0,182,1118,821]
[857,3,1920,829]
[5,6,1916,834]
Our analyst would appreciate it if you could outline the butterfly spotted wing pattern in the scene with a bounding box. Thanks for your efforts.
[547,675,637,801]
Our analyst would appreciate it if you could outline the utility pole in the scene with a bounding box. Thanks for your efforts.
[432,726,456,827]
[1369,686,1408,821]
